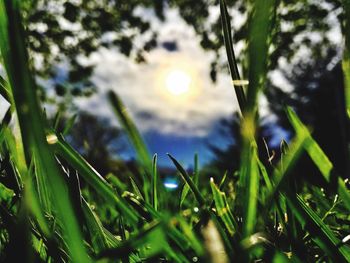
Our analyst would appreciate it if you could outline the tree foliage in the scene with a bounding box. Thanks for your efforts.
[22,0,344,96]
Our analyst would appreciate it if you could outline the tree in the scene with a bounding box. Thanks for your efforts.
[61,111,126,176]
[21,0,343,96]
[209,52,349,187]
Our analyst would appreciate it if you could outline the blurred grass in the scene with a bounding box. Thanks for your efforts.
[0,1,90,262]
[0,0,349,262]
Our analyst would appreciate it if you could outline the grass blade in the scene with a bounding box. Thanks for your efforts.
[130,176,144,200]
[239,138,260,238]
[210,178,238,236]
[180,183,190,208]
[180,153,199,207]
[98,220,165,260]
[264,133,308,206]
[342,0,350,118]
[246,0,276,113]
[152,154,158,211]
[286,107,332,182]
[284,193,350,261]
[0,75,11,102]
[167,153,206,207]
[52,135,139,224]
[62,113,77,136]
[81,198,109,255]
[219,0,246,113]
[0,1,90,261]
[286,107,350,210]
[108,90,151,171]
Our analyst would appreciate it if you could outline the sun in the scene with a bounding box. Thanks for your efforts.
[165,69,192,96]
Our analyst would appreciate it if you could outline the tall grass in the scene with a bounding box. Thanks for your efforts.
[0,0,349,262]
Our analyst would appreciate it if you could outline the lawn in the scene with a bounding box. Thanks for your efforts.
[0,0,350,262]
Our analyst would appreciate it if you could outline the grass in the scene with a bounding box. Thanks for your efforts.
[0,0,349,262]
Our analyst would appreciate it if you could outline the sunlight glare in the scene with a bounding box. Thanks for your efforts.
[165,70,191,96]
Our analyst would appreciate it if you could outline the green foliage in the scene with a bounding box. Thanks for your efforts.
[0,0,349,262]
[21,0,342,99]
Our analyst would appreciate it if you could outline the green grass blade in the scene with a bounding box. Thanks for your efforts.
[167,153,206,207]
[0,1,90,261]
[113,187,199,257]
[257,158,272,192]
[176,216,204,256]
[284,193,350,261]
[219,0,246,113]
[342,0,350,118]
[130,176,144,200]
[210,178,238,236]
[62,113,77,136]
[264,133,307,206]
[0,107,12,146]
[338,178,350,210]
[193,153,199,187]
[32,154,51,213]
[98,220,167,260]
[246,0,276,113]
[0,75,11,102]
[180,183,190,208]
[239,138,260,238]
[108,90,151,203]
[152,154,158,211]
[81,198,109,255]
[2,126,51,238]
[286,107,350,210]
[286,107,332,182]
[108,90,151,171]
[180,153,199,207]
[52,135,139,224]
[52,110,62,131]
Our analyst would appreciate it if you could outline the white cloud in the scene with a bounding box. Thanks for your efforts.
[75,8,240,137]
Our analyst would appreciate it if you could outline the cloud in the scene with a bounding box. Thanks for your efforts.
[75,8,240,137]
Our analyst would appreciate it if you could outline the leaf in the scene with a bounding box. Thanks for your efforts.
[176,216,204,256]
[342,0,350,118]
[264,133,307,207]
[82,198,109,255]
[239,140,260,238]
[284,193,350,261]
[193,153,199,187]
[210,178,238,236]
[167,153,205,207]
[0,75,11,102]
[246,0,276,112]
[219,0,246,113]
[130,176,144,200]
[52,135,139,225]
[152,154,158,211]
[180,153,199,208]
[62,113,77,135]
[0,2,90,261]
[98,220,165,260]
[286,107,350,211]
[108,90,151,171]
[180,183,190,208]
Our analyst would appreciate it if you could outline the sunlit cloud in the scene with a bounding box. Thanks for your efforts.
[75,8,240,138]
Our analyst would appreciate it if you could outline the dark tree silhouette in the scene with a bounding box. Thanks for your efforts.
[209,51,349,188]
[63,111,125,175]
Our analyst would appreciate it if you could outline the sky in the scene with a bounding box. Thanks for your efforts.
[72,7,244,167]
[69,3,342,168]
[0,2,343,169]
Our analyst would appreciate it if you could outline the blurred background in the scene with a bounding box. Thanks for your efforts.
[4,0,347,186]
